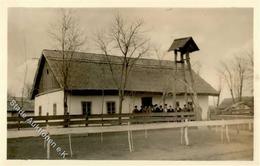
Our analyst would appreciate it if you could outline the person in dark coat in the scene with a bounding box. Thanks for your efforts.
[132,105,139,114]
[168,105,174,112]
[159,105,163,112]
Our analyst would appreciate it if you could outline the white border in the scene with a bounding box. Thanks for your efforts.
[1,0,259,166]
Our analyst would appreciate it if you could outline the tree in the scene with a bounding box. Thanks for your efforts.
[48,9,86,117]
[95,13,149,122]
[216,74,223,107]
[219,51,253,103]
[153,46,171,107]
[219,61,236,103]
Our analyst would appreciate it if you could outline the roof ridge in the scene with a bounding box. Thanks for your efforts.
[42,49,176,63]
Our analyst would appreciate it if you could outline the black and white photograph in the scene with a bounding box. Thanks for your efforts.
[1,1,259,165]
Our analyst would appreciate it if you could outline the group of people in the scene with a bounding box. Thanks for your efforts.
[132,103,193,114]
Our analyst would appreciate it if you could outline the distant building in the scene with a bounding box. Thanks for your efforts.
[31,49,218,120]
[7,97,34,117]
[218,96,254,115]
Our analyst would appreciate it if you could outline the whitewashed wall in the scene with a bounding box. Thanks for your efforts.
[125,95,209,120]
[35,91,209,120]
[34,90,64,116]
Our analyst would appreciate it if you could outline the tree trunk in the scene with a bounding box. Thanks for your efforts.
[230,88,235,104]
[118,89,124,124]
[64,89,69,127]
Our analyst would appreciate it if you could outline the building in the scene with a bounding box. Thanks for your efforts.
[218,97,254,115]
[7,97,34,117]
[31,49,218,120]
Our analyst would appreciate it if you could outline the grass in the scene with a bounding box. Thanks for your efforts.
[7,125,253,160]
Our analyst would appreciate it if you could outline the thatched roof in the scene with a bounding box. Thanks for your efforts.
[31,49,218,99]
[219,97,254,110]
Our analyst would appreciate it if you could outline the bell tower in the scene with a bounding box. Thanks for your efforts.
[168,37,201,120]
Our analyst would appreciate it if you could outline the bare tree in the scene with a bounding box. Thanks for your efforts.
[219,61,236,103]
[48,9,86,118]
[245,51,253,94]
[233,55,247,102]
[216,74,223,107]
[153,46,171,107]
[95,13,149,122]
[219,51,253,104]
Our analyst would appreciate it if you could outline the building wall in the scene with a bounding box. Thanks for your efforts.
[34,90,64,116]
[34,91,209,120]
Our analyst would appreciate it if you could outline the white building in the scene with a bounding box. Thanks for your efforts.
[31,48,218,120]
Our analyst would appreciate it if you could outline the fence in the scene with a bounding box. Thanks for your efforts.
[7,112,196,129]
[7,112,253,159]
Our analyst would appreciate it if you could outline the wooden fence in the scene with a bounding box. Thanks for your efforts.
[7,112,196,129]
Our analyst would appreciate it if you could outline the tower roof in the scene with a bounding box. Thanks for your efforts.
[168,37,199,54]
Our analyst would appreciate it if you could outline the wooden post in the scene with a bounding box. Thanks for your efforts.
[172,50,178,109]
[181,53,188,106]
[85,113,88,127]
[180,127,184,145]
[46,112,49,126]
[46,124,50,159]
[17,114,21,130]
[127,122,132,152]
[128,130,132,152]
[130,130,134,151]
[68,134,73,157]
[221,119,224,143]
[184,119,189,145]
[185,52,200,120]
[144,115,148,139]
[225,125,230,143]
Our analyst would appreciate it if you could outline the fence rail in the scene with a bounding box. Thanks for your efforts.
[7,112,196,129]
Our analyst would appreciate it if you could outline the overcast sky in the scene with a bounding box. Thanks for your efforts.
[8,8,253,103]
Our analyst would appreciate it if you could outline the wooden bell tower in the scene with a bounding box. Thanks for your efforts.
[168,37,201,120]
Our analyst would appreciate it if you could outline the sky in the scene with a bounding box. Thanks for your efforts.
[8,8,253,104]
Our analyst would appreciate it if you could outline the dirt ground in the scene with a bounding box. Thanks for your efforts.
[7,126,253,160]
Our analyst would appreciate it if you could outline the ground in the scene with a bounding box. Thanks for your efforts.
[7,125,253,160]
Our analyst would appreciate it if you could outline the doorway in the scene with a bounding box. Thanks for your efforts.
[141,97,153,107]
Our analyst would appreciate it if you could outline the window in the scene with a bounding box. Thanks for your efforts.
[107,102,116,114]
[82,101,92,115]
[53,103,57,115]
[39,106,42,116]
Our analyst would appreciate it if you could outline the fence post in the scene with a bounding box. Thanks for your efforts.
[130,130,134,151]
[17,114,21,130]
[127,122,132,152]
[184,119,189,146]
[46,112,49,126]
[180,127,184,145]
[66,112,70,127]
[85,113,88,127]
[44,113,48,149]
[46,124,50,159]
[68,134,73,157]
[221,119,224,143]
[225,125,230,143]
